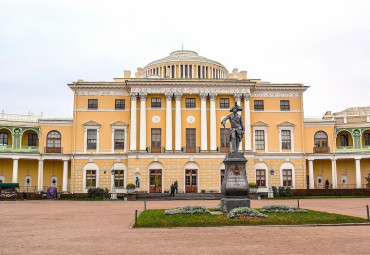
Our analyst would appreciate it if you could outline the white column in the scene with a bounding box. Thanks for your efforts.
[355,158,361,188]
[165,93,173,151]
[12,158,19,183]
[175,93,182,151]
[209,93,217,151]
[244,94,252,151]
[331,159,337,189]
[196,65,198,78]
[234,94,242,151]
[139,93,147,151]
[200,93,208,151]
[62,160,68,192]
[37,159,44,192]
[174,65,177,78]
[308,159,314,189]
[130,94,137,151]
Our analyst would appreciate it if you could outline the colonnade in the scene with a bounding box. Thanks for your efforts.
[130,92,252,152]
[144,64,227,79]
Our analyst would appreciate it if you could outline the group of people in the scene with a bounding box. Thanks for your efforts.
[170,180,178,197]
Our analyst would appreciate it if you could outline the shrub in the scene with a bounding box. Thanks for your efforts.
[272,186,293,197]
[126,183,136,189]
[165,205,210,215]
[87,187,110,199]
[260,204,307,213]
[227,207,268,219]
[292,189,370,197]
[249,182,257,188]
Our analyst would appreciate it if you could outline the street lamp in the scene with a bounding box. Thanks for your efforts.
[111,169,117,200]
[268,169,274,198]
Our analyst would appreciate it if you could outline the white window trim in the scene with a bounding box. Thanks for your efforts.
[111,162,127,193]
[280,162,295,188]
[279,127,294,152]
[84,126,100,153]
[183,161,200,193]
[254,162,269,193]
[111,127,127,153]
[83,162,99,193]
[50,176,58,187]
[253,127,268,153]
[147,161,165,193]
[25,175,32,186]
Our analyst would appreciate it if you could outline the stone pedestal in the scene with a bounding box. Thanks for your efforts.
[221,152,250,213]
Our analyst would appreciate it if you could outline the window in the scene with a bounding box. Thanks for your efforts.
[255,130,265,150]
[115,99,125,110]
[151,128,161,152]
[151,98,161,108]
[364,133,370,146]
[28,133,37,146]
[88,99,98,109]
[280,100,290,111]
[114,130,125,150]
[282,169,292,187]
[186,128,196,153]
[46,131,61,153]
[314,131,328,147]
[219,98,230,109]
[220,128,230,152]
[254,100,264,111]
[256,169,266,187]
[86,170,96,188]
[340,134,349,146]
[0,133,8,145]
[281,130,291,149]
[114,170,124,188]
[185,98,196,108]
[87,129,97,149]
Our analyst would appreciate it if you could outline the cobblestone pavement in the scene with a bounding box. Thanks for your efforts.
[1,198,369,255]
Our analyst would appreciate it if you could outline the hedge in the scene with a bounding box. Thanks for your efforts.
[292,189,370,196]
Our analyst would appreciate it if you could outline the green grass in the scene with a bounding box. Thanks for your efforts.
[134,209,369,228]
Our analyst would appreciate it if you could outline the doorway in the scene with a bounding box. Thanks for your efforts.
[185,169,197,193]
[149,169,162,193]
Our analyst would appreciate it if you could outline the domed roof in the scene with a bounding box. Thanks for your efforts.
[144,50,227,70]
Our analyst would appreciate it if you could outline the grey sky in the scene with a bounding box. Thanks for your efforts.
[1,0,369,118]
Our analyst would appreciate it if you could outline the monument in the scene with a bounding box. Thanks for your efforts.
[220,102,250,212]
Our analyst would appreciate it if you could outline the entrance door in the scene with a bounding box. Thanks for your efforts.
[149,169,162,193]
[185,169,197,193]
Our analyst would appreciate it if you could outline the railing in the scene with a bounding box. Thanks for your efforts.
[0,145,39,153]
[336,145,370,152]
[146,147,165,153]
[44,147,63,153]
[18,186,38,192]
[313,146,330,153]
[220,146,230,153]
[314,184,368,189]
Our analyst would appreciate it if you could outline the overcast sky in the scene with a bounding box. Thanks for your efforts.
[1,0,369,118]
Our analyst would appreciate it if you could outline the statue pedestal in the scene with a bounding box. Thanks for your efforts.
[221,152,250,213]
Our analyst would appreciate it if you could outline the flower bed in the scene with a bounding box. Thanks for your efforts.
[164,205,210,215]
[260,204,307,213]
[227,207,268,219]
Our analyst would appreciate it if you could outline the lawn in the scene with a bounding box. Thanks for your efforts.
[134,209,369,228]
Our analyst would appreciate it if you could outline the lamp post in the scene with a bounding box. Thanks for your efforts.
[268,169,274,198]
[111,169,117,200]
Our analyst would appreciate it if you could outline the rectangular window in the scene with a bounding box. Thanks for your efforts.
[219,98,230,109]
[151,97,161,108]
[281,130,291,150]
[114,130,125,150]
[340,134,349,146]
[282,169,292,187]
[254,100,264,111]
[151,128,161,152]
[115,99,125,110]
[280,100,290,111]
[185,98,196,108]
[186,128,196,152]
[87,129,97,150]
[220,128,230,148]
[256,169,266,187]
[28,134,37,146]
[114,170,124,188]
[86,170,96,188]
[365,133,370,146]
[88,99,98,109]
[255,130,265,150]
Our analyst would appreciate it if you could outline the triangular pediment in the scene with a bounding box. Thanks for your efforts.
[278,121,295,127]
[111,121,128,126]
[83,120,101,126]
[252,121,269,127]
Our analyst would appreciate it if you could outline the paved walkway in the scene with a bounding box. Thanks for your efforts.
[0,198,369,255]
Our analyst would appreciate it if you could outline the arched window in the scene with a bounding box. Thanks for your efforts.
[0,133,8,145]
[314,131,329,153]
[46,131,61,153]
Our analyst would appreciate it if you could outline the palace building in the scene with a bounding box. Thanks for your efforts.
[0,50,369,194]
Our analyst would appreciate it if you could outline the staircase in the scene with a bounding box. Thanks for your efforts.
[136,192,224,201]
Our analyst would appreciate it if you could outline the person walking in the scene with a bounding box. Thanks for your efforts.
[170,183,175,197]
[325,179,329,189]
[174,180,178,194]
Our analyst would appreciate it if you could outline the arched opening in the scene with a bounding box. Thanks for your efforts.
[362,129,370,147]
[148,162,164,193]
[336,131,353,148]
[111,162,126,191]
[83,162,99,193]
[0,128,11,149]
[314,131,329,153]
[255,162,269,191]
[22,130,38,148]
[280,162,295,188]
[46,130,61,153]
[184,162,199,193]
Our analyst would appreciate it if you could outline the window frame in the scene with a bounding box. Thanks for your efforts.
[115,99,125,110]
[151,97,162,108]
[88,99,98,110]
[185,98,196,108]
[254,100,264,111]
[87,129,97,150]
[114,129,125,150]
[281,130,291,150]
[114,170,124,188]
[0,133,9,146]
[151,128,161,151]
[255,130,265,150]
[280,100,290,111]
[282,169,292,187]
[219,98,230,109]
[340,134,349,146]
[365,133,370,146]
[46,130,61,152]
[256,169,266,187]
[86,170,96,188]
[28,133,37,147]
[186,128,196,152]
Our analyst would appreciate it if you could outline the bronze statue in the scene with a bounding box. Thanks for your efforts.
[221,102,244,153]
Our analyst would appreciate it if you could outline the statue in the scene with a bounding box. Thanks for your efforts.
[221,102,245,153]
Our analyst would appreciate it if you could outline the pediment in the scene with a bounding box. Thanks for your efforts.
[83,120,101,126]
[252,121,269,127]
[111,121,128,126]
[278,121,295,127]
